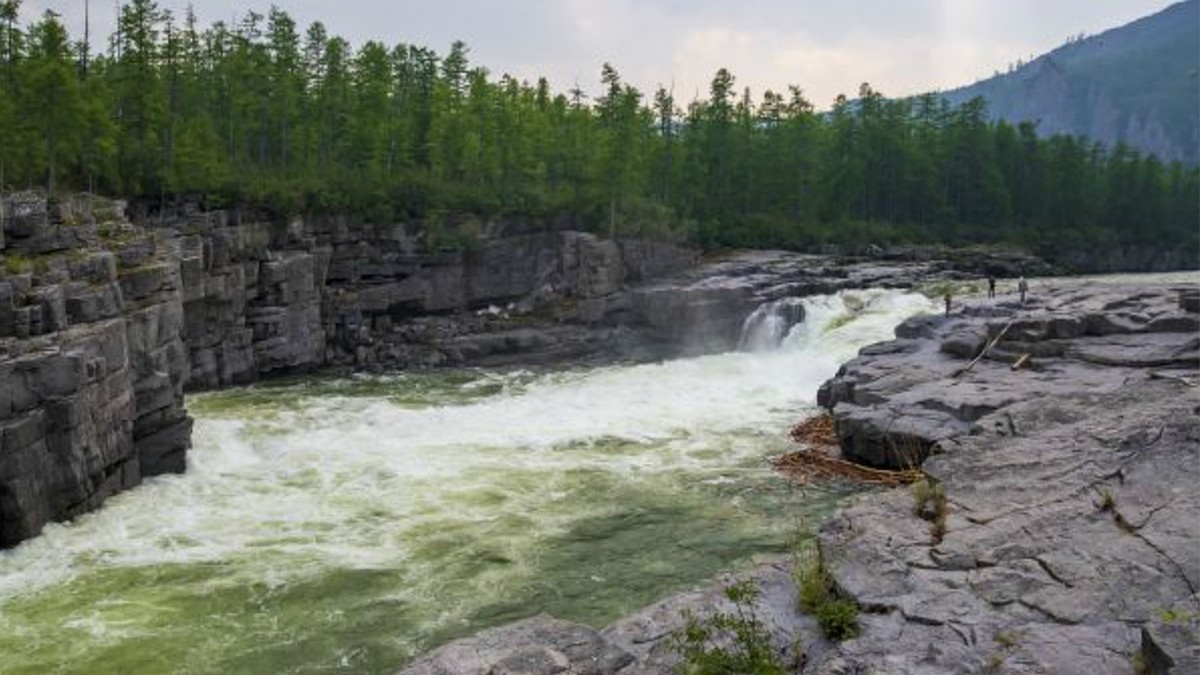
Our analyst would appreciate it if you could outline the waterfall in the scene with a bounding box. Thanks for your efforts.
[738,298,807,351]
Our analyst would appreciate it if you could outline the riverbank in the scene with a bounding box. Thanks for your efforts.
[815,278,1199,673]
[401,277,1199,674]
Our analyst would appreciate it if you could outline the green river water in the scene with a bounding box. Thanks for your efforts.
[0,290,937,674]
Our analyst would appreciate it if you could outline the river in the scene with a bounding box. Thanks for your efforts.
[0,289,934,674]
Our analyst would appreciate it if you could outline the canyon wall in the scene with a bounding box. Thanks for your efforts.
[0,193,693,548]
[0,194,191,547]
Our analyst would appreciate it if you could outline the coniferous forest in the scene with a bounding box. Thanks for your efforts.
[0,1,1196,260]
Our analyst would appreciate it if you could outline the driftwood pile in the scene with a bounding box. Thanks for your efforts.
[775,413,922,487]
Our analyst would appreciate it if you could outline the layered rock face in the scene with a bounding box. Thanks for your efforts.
[0,194,190,548]
[176,210,328,388]
[815,281,1200,673]
[819,281,1199,469]
[173,212,700,376]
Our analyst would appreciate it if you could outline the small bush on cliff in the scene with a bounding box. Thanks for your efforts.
[1098,488,1116,512]
[671,580,789,675]
[911,478,934,516]
[1160,608,1193,623]
[2,255,33,275]
[794,550,860,641]
[912,477,949,543]
[1131,651,1150,674]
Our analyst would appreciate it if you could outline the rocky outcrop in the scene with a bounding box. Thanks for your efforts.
[814,379,1199,673]
[177,211,327,388]
[814,281,1200,672]
[819,282,1199,468]
[163,207,703,378]
[312,224,695,371]
[0,194,190,548]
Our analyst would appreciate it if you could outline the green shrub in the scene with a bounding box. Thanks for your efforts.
[813,599,860,641]
[1160,608,1193,623]
[912,476,950,543]
[671,581,788,675]
[994,630,1019,648]
[797,558,831,614]
[794,550,860,641]
[1131,650,1149,674]
[911,478,934,516]
[931,486,950,543]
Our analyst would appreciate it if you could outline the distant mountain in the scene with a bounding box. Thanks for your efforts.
[939,1,1199,165]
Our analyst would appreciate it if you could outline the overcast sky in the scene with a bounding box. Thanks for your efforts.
[23,0,1175,107]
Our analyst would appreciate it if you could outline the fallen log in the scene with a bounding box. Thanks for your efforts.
[953,319,1015,378]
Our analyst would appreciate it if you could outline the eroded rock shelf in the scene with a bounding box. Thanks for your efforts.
[815,281,1199,673]
[401,281,1199,674]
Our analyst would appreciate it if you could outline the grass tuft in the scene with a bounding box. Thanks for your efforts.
[912,476,949,544]
[1131,651,1150,674]
[794,549,860,642]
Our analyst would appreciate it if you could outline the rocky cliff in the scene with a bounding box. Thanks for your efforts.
[173,208,698,380]
[1,193,191,548]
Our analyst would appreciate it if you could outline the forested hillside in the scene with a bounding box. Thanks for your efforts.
[941,1,1199,167]
[0,0,1196,265]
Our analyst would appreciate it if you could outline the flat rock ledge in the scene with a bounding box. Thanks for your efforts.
[400,558,838,675]
[817,280,1199,673]
[401,280,1199,674]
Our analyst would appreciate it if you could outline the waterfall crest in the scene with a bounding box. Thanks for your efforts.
[738,298,806,351]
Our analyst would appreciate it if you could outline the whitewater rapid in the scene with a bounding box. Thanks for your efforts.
[0,288,934,674]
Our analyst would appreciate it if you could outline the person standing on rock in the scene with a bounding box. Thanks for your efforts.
[987,275,996,299]
[944,291,952,317]
[1018,277,1028,305]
